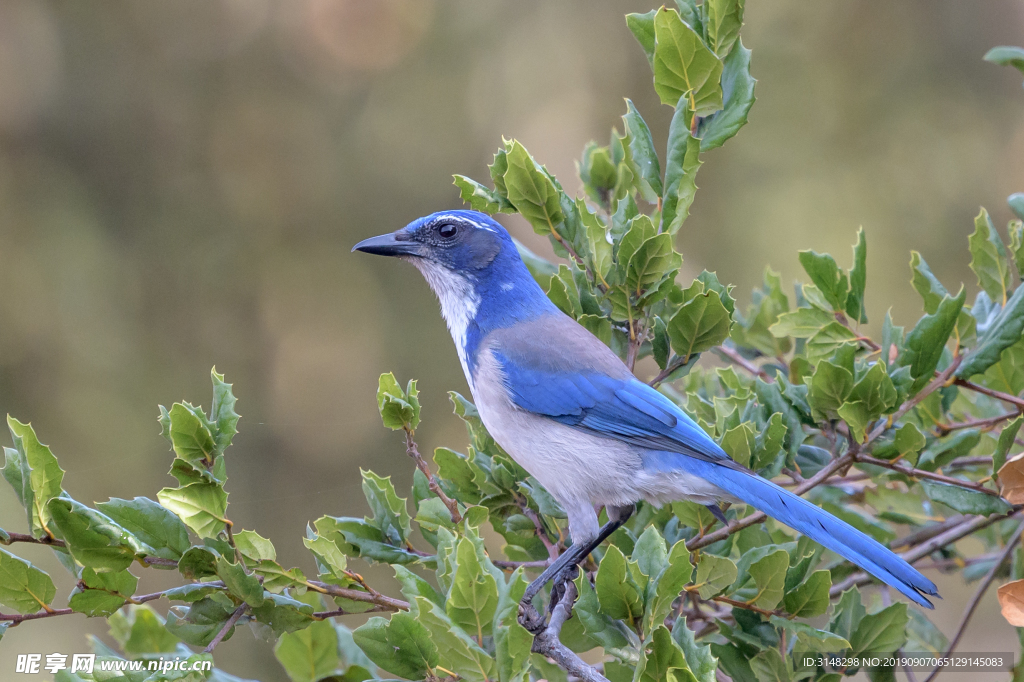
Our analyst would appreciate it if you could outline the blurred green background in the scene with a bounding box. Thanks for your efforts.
[1,1,1023,679]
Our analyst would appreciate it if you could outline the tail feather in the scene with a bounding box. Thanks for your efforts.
[664,454,939,608]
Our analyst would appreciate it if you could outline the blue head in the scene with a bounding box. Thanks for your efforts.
[353,210,557,373]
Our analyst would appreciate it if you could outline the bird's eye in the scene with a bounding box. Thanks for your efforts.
[438,223,458,239]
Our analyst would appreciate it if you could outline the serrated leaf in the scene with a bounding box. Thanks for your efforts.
[376,373,420,431]
[361,469,412,545]
[849,603,908,656]
[166,596,237,647]
[47,498,144,572]
[353,613,439,680]
[705,0,745,57]
[653,8,724,115]
[699,39,755,152]
[95,497,190,562]
[694,552,736,599]
[157,482,228,539]
[622,100,663,198]
[807,361,853,420]
[994,416,1023,476]
[746,548,789,609]
[969,208,1012,304]
[626,10,657,66]
[628,233,681,295]
[662,100,704,233]
[596,544,644,622]
[210,368,240,455]
[216,555,264,607]
[502,141,565,240]
[167,403,217,467]
[6,417,64,538]
[109,604,180,654]
[958,282,1024,379]
[69,567,138,617]
[846,227,868,323]
[770,616,849,653]
[668,290,732,361]
[898,288,966,393]
[798,250,849,311]
[636,626,698,682]
[274,619,340,682]
[447,537,500,640]
[417,596,496,682]
[0,547,56,613]
[783,570,830,617]
[453,175,514,214]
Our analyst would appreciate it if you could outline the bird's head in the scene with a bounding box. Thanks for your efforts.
[353,209,556,355]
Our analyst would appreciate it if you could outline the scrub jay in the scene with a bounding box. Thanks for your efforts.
[354,210,938,630]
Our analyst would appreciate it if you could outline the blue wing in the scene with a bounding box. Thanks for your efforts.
[494,350,732,464]
[493,349,939,608]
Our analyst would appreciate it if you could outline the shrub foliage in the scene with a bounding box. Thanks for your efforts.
[5,3,1024,682]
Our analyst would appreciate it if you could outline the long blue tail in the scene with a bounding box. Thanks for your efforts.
[658,453,939,608]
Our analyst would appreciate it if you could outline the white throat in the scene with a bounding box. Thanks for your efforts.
[411,259,479,385]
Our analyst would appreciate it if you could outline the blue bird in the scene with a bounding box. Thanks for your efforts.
[353,210,938,628]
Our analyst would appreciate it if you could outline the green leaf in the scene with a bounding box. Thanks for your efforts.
[920,480,1011,516]
[453,175,514,214]
[984,46,1024,74]
[353,613,439,680]
[704,0,745,57]
[798,250,849,311]
[626,10,657,66]
[748,649,790,682]
[166,595,238,647]
[250,592,317,635]
[157,482,228,539]
[69,567,138,617]
[699,39,755,151]
[969,208,1012,304]
[694,552,737,599]
[627,233,681,295]
[96,497,190,562]
[376,373,421,431]
[720,422,756,468]
[447,537,500,640]
[850,362,898,418]
[1009,218,1024,272]
[216,555,264,607]
[673,617,718,682]
[210,368,240,455]
[898,288,966,393]
[909,251,975,344]
[417,596,496,682]
[235,529,276,563]
[622,100,663,198]
[636,626,698,682]
[783,570,830,617]
[0,547,56,613]
[6,416,64,538]
[770,616,849,653]
[669,290,733,363]
[893,423,927,465]
[361,469,412,545]
[807,361,854,420]
[769,306,835,339]
[274,619,340,682]
[830,589,866,642]
[47,498,144,572]
[167,403,217,467]
[846,227,868,323]
[662,99,704,233]
[595,544,644,621]
[746,548,789,610]
[502,140,565,239]
[958,283,1024,379]
[646,540,693,635]
[314,516,423,566]
[849,603,908,656]
[994,416,1023,476]
[109,604,180,654]
[653,8,724,115]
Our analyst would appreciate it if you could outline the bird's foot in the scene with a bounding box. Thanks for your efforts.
[547,565,580,613]
[517,597,547,635]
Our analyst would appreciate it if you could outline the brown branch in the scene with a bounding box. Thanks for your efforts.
[854,454,1002,497]
[202,604,247,654]
[529,582,609,682]
[0,582,228,624]
[306,580,409,612]
[936,410,1022,436]
[713,345,773,382]
[1,532,65,548]
[404,428,462,525]
[955,378,1024,409]
[922,519,1024,682]
[863,355,964,446]
[493,559,551,570]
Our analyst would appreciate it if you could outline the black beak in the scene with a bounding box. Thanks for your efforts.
[351,232,422,258]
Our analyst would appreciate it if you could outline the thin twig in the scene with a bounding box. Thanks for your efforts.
[955,379,1024,409]
[202,605,247,654]
[936,410,1022,436]
[864,355,964,446]
[854,454,1002,497]
[1,532,65,548]
[713,345,773,382]
[922,520,1024,682]
[306,580,409,612]
[404,427,462,524]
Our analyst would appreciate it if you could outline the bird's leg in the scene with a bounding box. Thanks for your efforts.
[518,504,635,634]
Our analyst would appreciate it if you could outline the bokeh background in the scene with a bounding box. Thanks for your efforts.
[1,1,1023,679]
